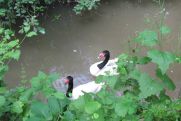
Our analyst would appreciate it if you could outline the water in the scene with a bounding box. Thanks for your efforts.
[5,0,181,98]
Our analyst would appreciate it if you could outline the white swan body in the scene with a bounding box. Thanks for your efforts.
[71,81,104,100]
[90,58,119,76]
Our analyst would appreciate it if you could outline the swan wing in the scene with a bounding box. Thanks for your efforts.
[81,81,103,93]
[96,59,119,76]
[90,62,101,76]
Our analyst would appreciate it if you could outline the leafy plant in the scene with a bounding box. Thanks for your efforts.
[73,0,100,14]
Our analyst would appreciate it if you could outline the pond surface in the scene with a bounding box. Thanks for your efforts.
[5,0,181,98]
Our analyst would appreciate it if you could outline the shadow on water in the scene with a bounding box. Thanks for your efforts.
[5,0,181,98]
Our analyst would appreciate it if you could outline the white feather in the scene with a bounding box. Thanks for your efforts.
[90,58,119,76]
[70,81,104,100]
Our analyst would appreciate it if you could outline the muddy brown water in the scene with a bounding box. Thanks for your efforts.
[5,0,181,98]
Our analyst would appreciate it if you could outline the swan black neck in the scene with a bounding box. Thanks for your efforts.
[66,76,73,98]
[97,50,110,70]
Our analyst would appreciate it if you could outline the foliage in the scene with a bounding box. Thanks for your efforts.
[134,30,158,47]
[147,49,176,74]
[73,0,100,14]
[0,71,70,121]
[0,1,180,120]
[0,0,101,32]
[0,28,20,86]
[0,26,180,120]
[160,25,171,35]
[130,69,164,99]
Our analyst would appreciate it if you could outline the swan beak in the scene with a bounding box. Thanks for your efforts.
[98,52,105,60]
[64,79,69,84]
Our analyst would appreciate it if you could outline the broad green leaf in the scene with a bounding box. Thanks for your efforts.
[97,90,115,105]
[48,96,61,115]
[85,101,101,114]
[31,101,52,120]
[0,0,4,3]
[63,111,75,121]
[48,72,60,83]
[11,50,21,60]
[11,101,24,114]
[0,28,4,34]
[0,65,8,80]
[96,75,118,88]
[0,9,6,16]
[0,95,5,107]
[19,89,34,102]
[71,96,85,111]
[26,117,44,121]
[0,87,7,93]
[160,25,171,35]
[147,50,175,74]
[115,94,137,117]
[38,71,47,79]
[156,68,175,90]
[7,39,19,48]
[24,25,30,33]
[26,31,37,37]
[134,30,158,47]
[71,94,101,114]
[31,71,47,89]
[130,70,164,99]
[53,92,65,99]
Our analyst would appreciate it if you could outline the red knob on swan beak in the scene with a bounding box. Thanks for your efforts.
[64,79,69,84]
[98,52,105,60]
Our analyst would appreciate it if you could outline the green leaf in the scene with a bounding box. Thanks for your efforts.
[71,94,101,114]
[96,75,118,88]
[38,27,45,34]
[0,9,6,16]
[175,56,181,63]
[156,68,175,90]
[31,101,52,120]
[0,95,5,107]
[0,65,8,80]
[53,92,65,99]
[0,0,4,3]
[19,88,34,102]
[97,90,115,105]
[134,30,158,47]
[71,96,85,111]
[0,87,7,93]
[11,101,24,114]
[63,111,75,121]
[130,70,164,99]
[85,101,101,114]
[12,50,21,60]
[0,28,4,34]
[26,31,37,37]
[136,56,151,64]
[26,117,44,121]
[160,25,171,35]
[7,39,19,48]
[147,50,175,74]
[115,94,137,117]
[48,96,61,116]
[24,25,30,33]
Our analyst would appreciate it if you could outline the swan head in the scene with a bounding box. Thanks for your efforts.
[64,76,73,98]
[64,76,73,85]
[98,50,110,60]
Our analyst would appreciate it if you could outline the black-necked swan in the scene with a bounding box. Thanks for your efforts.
[90,50,118,76]
[64,76,104,100]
